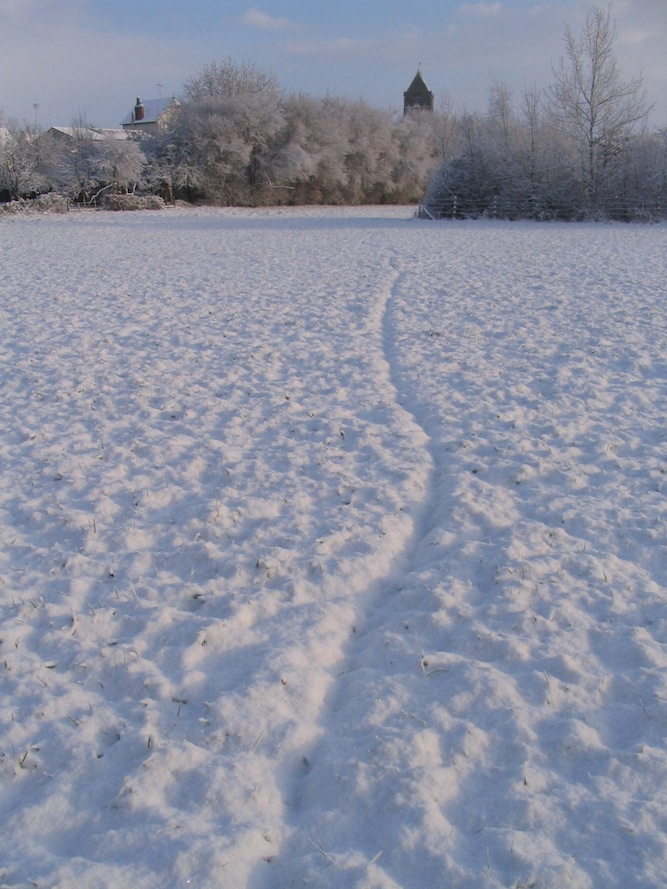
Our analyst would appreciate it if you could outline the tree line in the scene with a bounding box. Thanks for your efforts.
[0,60,443,208]
[424,5,666,221]
[1,4,664,218]
[145,61,443,206]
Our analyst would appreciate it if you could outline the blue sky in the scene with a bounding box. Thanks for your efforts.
[2,0,665,129]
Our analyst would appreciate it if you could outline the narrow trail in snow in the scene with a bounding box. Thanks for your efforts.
[299,253,440,686]
[254,252,447,888]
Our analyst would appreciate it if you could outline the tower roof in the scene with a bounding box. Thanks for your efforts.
[406,70,431,96]
[404,69,434,113]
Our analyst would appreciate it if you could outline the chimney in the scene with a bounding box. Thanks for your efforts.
[134,98,145,122]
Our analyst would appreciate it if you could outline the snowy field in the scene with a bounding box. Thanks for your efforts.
[1,205,666,889]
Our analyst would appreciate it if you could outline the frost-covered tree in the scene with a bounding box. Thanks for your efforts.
[0,120,46,200]
[38,115,146,204]
[518,83,546,208]
[272,94,322,182]
[487,80,520,157]
[40,117,100,202]
[424,6,662,222]
[289,95,438,204]
[140,55,447,206]
[549,3,650,215]
[336,98,398,203]
[392,110,443,203]
[612,127,667,219]
[423,111,492,217]
[431,92,462,163]
[270,93,346,202]
[141,122,201,203]
[161,59,285,204]
[183,58,279,103]
[96,137,145,195]
[175,92,285,203]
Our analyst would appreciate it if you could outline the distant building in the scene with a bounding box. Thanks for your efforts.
[121,97,178,134]
[404,70,434,115]
[46,126,128,143]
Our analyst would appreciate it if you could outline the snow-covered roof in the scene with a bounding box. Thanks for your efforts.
[120,97,176,126]
[48,126,129,141]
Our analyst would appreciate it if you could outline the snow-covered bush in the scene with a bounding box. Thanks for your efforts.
[0,193,69,215]
[102,193,165,211]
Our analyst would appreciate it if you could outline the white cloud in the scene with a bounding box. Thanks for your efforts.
[238,7,300,31]
[458,2,503,20]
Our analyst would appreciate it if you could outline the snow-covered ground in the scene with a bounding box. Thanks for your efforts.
[1,206,665,889]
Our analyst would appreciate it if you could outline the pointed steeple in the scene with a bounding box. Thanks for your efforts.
[404,69,434,114]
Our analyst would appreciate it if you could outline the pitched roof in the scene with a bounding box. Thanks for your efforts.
[120,97,176,126]
[405,70,431,96]
[48,126,129,141]
[404,69,434,113]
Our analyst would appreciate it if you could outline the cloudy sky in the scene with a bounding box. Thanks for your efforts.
[1,0,665,129]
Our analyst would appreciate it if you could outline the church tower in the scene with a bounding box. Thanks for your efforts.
[403,69,434,115]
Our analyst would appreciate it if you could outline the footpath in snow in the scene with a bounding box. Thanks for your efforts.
[0,206,666,889]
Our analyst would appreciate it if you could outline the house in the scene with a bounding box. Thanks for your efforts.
[46,126,129,143]
[121,96,178,134]
[404,70,434,115]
